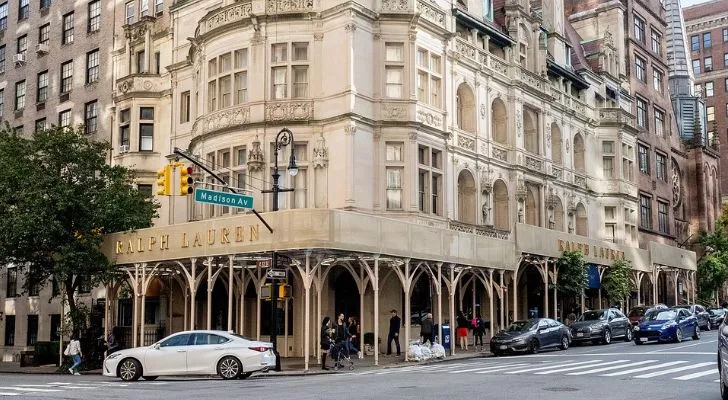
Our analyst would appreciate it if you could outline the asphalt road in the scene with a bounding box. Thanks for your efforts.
[0,330,722,400]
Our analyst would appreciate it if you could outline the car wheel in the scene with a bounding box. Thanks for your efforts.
[625,327,633,342]
[217,356,242,380]
[721,357,728,400]
[675,328,683,343]
[238,372,253,380]
[118,358,142,382]
[528,339,540,354]
[602,329,612,345]
[706,322,712,331]
[560,336,569,350]
[693,324,701,340]
[142,376,158,381]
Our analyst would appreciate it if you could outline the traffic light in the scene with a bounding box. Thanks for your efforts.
[180,165,194,195]
[156,165,171,196]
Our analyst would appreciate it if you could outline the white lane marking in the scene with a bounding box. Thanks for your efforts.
[0,387,64,392]
[449,363,528,374]
[534,360,629,375]
[635,362,715,378]
[567,360,659,375]
[47,382,72,385]
[505,360,601,374]
[474,364,541,374]
[0,393,21,396]
[649,340,718,353]
[601,361,688,376]
[715,379,721,383]
[673,369,718,380]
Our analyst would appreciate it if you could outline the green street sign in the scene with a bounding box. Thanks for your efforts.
[193,188,254,209]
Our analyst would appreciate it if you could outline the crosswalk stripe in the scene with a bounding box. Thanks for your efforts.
[601,361,688,377]
[567,360,659,376]
[674,369,718,381]
[505,360,600,374]
[450,363,528,374]
[534,360,629,375]
[634,362,715,378]
[474,364,541,374]
[0,387,63,392]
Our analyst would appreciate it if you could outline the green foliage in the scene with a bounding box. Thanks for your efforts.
[0,126,158,333]
[603,259,632,305]
[555,250,588,298]
[697,206,728,302]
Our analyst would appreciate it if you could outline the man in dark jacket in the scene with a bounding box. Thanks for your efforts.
[420,313,434,345]
[386,309,401,356]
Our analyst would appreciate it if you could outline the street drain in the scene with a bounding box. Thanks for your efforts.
[543,387,579,392]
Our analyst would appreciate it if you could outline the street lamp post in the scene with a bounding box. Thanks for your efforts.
[261,128,298,370]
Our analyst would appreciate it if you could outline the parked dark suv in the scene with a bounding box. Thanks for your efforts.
[716,312,728,399]
[674,304,710,330]
[569,308,632,345]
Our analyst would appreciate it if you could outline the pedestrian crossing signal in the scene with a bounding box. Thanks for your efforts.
[180,166,194,195]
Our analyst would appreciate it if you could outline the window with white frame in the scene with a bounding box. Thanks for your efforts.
[693,59,701,75]
[139,107,154,151]
[154,0,163,15]
[125,2,134,25]
[14,80,24,110]
[602,141,614,179]
[62,12,74,44]
[291,144,308,209]
[604,206,616,243]
[706,56,713,71]
[180,91,190,123]
[385,42,404,98]
[655,151,667,182]
[634,14,645,43]
[418,145,443,216]
[622,143,634,182]
[88,0,100,32]
[270,42,309,100]
[58,109,71,128]
[652,68,663,92]
[635,56,645,82]
[638,144,649,174]
[651,30,661,55]
[119,108,130,147]
[208,48,249,112]
[84,100,98,134]
[416,48,442,108]
[654,107,665,136]
[140,0,148,17]
[385,142,404,210]
[86,49,99,84]
[0,3,7,30]
[707,105,715,122]
[36,70,48,102]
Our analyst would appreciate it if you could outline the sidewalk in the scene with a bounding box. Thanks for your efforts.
[0,348,490,377]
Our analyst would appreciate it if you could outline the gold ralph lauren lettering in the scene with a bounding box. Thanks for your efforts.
[221,228,230,244]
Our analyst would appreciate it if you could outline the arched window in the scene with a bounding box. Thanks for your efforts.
[551,123,562,165]
[573,133,585,173]
[492,98,508,145]
[551,196,564,231]
[493,180,509,231]
[456,84,476,133]
[523,108,539,155]
[457,170,476,224]
[525,184,540,226]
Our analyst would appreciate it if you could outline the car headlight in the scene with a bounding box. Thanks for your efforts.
[633,326,640,331]
[513,338,525,344]
[661,322,677,330]
[105,353,122,360]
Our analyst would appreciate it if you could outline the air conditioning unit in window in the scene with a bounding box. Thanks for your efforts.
[119,145,130,154]
[35,43,49,54]
[13,53,26,65]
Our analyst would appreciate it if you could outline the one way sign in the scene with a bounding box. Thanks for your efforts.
[266,269,287,279]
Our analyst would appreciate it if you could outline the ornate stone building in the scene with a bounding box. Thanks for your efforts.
[0,0,713,364]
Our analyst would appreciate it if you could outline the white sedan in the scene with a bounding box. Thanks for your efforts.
[103,330,276,381]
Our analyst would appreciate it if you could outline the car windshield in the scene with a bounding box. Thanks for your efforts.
[710,309,725,316]
[507,320,537,332]
[645,310,677,321]
[628,308,644,317]
[578,311,606,321]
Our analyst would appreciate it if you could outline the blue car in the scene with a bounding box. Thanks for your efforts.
[717,311,728,399]
[633,308,700,344]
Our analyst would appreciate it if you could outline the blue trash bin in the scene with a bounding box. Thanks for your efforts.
[441,325,451,354]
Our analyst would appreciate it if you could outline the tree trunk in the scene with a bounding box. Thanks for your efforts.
[64,278,78,336]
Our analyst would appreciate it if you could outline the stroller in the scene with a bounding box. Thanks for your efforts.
[329,340,355,371]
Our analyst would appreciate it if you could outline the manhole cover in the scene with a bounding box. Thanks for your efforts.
[543,387,579,392]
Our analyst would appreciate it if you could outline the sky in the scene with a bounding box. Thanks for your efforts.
[681,0,714,6]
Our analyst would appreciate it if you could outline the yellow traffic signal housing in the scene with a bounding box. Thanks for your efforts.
[279,284,291,298]
[156,166,172,196]
[179,165,194,195]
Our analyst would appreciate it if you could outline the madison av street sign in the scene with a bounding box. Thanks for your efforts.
[194,188,254,209]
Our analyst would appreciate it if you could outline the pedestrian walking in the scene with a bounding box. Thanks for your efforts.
[473,314,485,350]
[386,309,401,356]
[65,334,83,375]
[420,313,434,345]
[456,311,469,351]
[320,317,332,370]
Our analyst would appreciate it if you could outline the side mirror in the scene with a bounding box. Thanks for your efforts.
[153,343,160,350]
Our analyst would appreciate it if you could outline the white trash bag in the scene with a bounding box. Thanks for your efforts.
[431,343,446,359]
[407,342,424,361]
[420,345,433,359]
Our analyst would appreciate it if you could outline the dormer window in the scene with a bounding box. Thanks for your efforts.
[565,45,572,67]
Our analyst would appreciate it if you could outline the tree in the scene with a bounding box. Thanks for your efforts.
[602,259,632,306]
[555,250,587,299]
[697,206,728,303]
[0,126,158,334]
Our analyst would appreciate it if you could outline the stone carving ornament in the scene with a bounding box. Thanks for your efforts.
[672,159,682,208]
[516,108,523,137]
[312,133,328,169]
[247,135,265,172]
